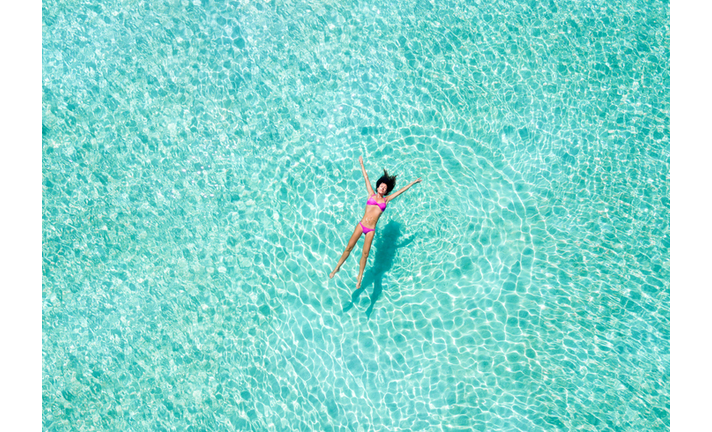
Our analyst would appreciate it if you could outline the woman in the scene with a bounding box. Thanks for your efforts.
[329,156,422,290]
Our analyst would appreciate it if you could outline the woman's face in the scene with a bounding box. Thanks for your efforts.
[377,182,388,195]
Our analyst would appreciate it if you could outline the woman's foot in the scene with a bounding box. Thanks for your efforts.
[329,268,340,279]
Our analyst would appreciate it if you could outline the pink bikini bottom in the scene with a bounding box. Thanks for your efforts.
[359,222,375,234]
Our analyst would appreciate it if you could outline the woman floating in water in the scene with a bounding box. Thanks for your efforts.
[330,156,422,290]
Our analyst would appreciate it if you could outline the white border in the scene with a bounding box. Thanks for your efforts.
[671,1,711,430]
[0,1,41,429]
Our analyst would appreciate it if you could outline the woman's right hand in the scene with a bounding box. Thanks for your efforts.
[359,156,364,165]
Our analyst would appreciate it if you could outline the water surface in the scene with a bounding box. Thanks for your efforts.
[43,0,670,430]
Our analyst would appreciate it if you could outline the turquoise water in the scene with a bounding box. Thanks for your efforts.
[42,0,669,430]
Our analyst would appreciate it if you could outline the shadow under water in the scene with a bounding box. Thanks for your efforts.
[343,221,414,319]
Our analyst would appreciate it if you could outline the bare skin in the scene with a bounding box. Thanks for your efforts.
[330,156,422,291]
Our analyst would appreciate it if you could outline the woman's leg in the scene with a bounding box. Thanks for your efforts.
[355,230,375,289]
[330,224,363,278]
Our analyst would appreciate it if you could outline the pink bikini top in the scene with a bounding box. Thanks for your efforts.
[367,194,387,211]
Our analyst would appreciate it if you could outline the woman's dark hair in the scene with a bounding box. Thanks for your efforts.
[376,169,397,195]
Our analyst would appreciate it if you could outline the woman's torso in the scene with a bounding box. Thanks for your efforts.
[360,194,387,228]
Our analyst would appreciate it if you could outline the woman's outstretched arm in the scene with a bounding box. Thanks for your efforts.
[386,178,422,202]
[359,156,375,196]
